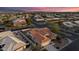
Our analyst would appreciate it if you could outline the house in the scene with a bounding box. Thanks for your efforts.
[62,22,78,31]
[63,22,76,28]
[12,18,27,27]
[45,17,53,21]
[33,15,46,25]
[45,17,64,24]
[0,31,27,51]
[74,21,79,25]
[22,28,57,47]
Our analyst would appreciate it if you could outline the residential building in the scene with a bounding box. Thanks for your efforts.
[33,15,46,25]
[0,31,27,51]
[22,28,57,47]
[63,22,76,28]
[74,21,79,25]
[12,18,27,28]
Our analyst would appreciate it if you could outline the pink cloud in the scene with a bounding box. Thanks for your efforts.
[21,7,79,12]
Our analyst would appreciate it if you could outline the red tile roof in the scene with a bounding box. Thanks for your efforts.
[30,30,49,43]
[27,28,56,46]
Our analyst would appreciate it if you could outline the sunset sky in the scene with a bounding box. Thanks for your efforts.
[0,7,79,12]
[21,7,79,12]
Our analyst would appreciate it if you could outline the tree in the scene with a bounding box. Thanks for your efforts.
[31,44,41,51]
[23,14,32,25]
[47,22,60,33]
[27,18,32,25]
[4,20,13,27]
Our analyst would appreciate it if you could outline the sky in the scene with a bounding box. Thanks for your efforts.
[0,7,79,12]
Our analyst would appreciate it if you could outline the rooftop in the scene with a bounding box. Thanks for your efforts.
[0,31,26,51]
[63,22,76,28]
[22,28,57,46]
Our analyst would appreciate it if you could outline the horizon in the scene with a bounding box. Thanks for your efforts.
[0,7,79,12]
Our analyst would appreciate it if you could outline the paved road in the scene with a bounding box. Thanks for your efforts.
[61,38,79,51]
[60,26,79,40]
[59,26,79,51]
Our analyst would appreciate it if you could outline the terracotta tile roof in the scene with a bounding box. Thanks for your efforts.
[30,30,49,43]
[27,27,56,46]
[30,28,56,39]
[37,28,53,39]
[22,28,57,46]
